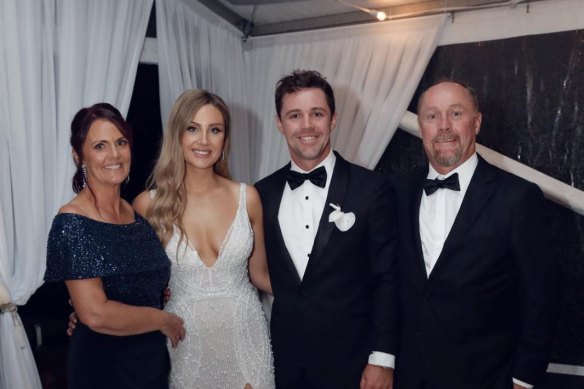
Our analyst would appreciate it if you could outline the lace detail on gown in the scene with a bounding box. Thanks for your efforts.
[164,183,275,389]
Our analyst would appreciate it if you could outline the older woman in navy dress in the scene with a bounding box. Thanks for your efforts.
[45,103,185,389]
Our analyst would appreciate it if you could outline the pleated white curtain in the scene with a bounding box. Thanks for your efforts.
[156,4,445,183]
[244,15,448,181]
[0,2,55,386]
[52,0,154,206]
[0,1,152,388]
[156,0,252,183]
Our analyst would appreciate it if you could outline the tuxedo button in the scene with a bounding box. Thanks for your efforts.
[300,290,309,297]
[424,292,430,300]
[305,196,309,200]
[305,225,309,229]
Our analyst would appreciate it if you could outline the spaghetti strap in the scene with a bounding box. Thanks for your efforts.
[239,183,247,209]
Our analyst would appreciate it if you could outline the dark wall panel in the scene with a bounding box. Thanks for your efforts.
[124,64,163,201]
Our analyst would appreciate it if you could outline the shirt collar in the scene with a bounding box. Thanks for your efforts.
[427,153,478,192]
[290,149,336,175]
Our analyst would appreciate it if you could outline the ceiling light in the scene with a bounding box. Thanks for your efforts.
[336,0,387,21]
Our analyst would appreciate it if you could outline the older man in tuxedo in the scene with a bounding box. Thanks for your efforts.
[255,70,398,389]
[393,80,557,389]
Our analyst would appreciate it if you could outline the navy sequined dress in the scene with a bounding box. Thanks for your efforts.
[45,212,171,389]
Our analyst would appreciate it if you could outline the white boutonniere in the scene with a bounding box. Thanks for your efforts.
[328,203,355,232]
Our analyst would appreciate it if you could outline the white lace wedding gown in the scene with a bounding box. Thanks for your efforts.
[163,184,274,389]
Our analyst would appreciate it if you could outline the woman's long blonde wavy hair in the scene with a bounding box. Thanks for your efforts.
[147,89,231,246]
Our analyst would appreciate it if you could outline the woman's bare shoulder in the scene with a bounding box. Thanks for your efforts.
[58,195,88,216]
[242,184,262,220]
[132,191,154,216]
[244,184,261,204]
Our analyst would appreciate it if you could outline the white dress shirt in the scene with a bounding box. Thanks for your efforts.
[419,154,478,277]
[278,151,336,280]
[278,150,395,369]
[418,153,532,388]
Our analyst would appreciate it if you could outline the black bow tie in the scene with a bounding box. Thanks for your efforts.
[423,173,460,196]
[286,166,327,190]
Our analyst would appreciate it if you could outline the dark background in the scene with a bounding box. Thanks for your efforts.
[20,8,584,387]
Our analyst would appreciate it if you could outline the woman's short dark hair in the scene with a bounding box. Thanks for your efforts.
[70,103,132,193]
[275,70,336,118]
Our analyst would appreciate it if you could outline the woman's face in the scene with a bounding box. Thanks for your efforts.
[181,104,225,171]
[80,119,131,188]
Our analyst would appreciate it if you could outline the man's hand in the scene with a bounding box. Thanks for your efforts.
[360,364,393,389]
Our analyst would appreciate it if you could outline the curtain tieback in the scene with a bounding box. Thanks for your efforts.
[0,303,28,349]
[0,303,17,314]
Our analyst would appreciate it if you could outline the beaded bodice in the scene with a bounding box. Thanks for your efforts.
[164,187,255,299]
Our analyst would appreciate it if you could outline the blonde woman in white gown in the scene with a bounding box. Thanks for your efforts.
[133,89,274,389]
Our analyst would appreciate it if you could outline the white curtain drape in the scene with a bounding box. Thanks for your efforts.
[155,2,445,184]
[0,2,54,386]
[244,15,447,181]
[0,1,152,387]
[52,0,154,207]
[156,0,252,183]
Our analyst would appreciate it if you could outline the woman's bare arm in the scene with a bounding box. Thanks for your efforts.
[246,185,272,295]
[66,278,185,347]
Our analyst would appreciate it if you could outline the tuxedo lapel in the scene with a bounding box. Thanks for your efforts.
[265,164,302,285]
[303,153,350,279]
[431,157,497,276]
[411,170,429,279]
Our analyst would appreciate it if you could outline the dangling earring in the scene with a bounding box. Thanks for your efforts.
[81,163,87,188]
[125,173,130,184]
[222,150,225,161]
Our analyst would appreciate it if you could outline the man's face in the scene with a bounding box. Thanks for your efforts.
[418,82,482,175]
[276,88,336,172]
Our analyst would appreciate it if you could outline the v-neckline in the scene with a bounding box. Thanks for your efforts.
[184,186,242,269]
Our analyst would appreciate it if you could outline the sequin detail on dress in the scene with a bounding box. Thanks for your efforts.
[45,213,170,308]
[164,183,274,389]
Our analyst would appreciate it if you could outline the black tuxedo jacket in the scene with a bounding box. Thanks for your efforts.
[255,152,398,388]
[392,156,557,389]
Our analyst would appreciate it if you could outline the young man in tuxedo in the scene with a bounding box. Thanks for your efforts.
[392,80,557,389]
[255,70,398,389]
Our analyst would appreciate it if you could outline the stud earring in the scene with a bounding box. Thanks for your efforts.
[81,163,87,188]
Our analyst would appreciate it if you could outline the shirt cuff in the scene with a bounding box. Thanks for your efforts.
[512,378,533,388]
[368,351,395,369]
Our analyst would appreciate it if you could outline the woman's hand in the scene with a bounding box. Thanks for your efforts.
[67,311,78,337]
[162,287,171,306]
[161,312,185,348]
